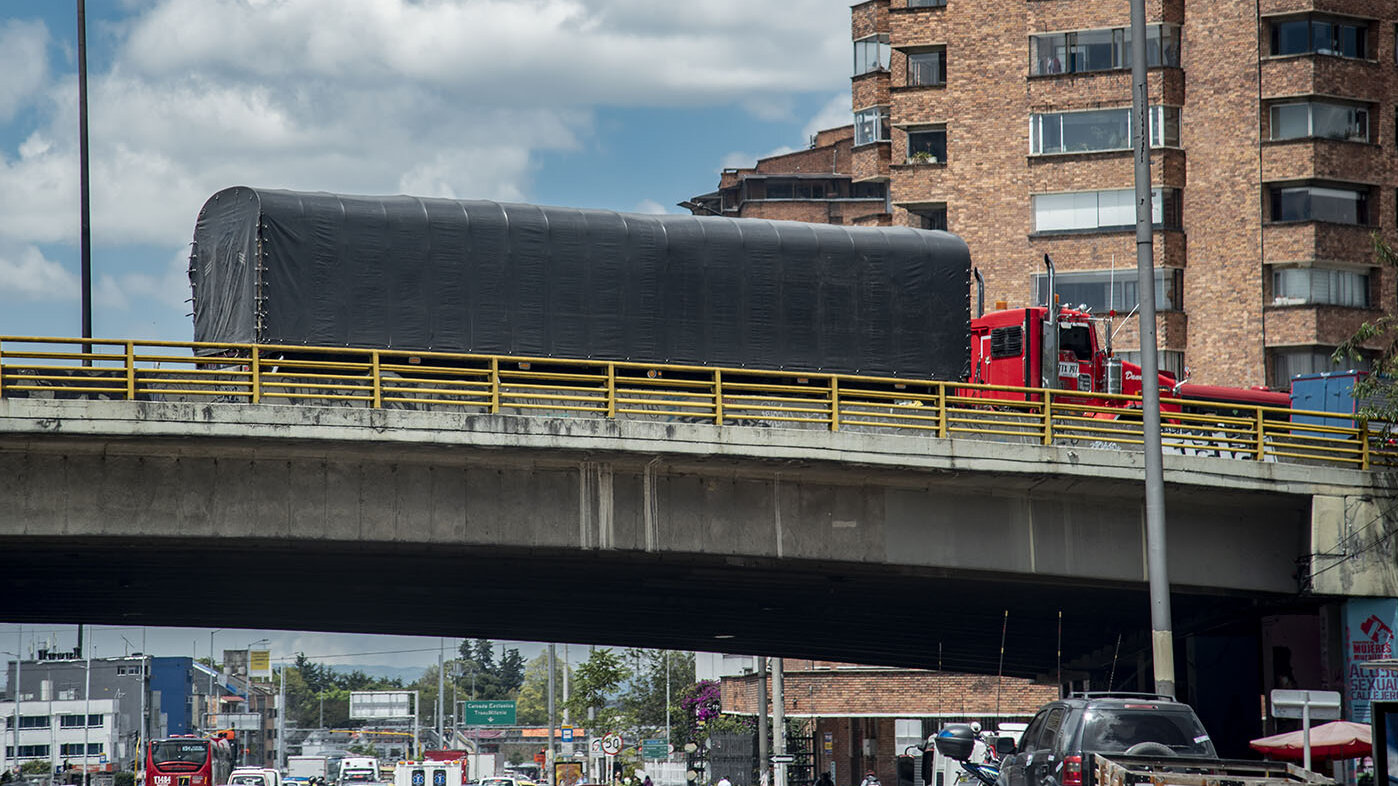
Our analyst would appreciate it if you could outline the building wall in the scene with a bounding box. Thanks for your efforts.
[854,0,1398,388]
[721,669,1057,717]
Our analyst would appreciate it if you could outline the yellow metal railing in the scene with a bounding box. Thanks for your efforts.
[2,335,1394,470]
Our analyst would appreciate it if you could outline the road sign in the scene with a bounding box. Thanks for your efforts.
[641,739,668,760]
[1271,689,1342,720]
[601,733,623,756]
[770,755,795,765]
[590,738,602,755]
[562,726,574,743]
[350,691,414,719]
[1270,689,1343,770]
[462,700,517,726]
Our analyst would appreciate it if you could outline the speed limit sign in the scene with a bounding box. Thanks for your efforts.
[601,733,623,756]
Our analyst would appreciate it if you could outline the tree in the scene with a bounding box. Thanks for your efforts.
[454,639,526,700]
[623,650,695,735]
[516,652,574,725]
[564,648,630,733]
[1334,233,1398,427]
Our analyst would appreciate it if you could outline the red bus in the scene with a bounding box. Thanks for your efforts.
[146,736,234,786]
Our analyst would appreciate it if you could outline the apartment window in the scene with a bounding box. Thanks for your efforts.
[18,715,50,729]
[61,743,103,757]
[1273,267,1369,307]
[1031,24,1180,75]
[1033,187,1180,232]
[1271,347,1364,389]
[854,34,890,75]
[1117,350,1186,379]
[906,48,946,86]
[59,714,104,728]
[851,181,887,199]
[9,745,51,758]
[854,106,891,145]
[909,205,948,230]
[1032,268,1183,312]
[1269,101,1369,142]
[1271,15,1368,58]
[1030,106,1180,154]
[907,126,947,163]
[1269,183,1370,224]
[907,0,948,6]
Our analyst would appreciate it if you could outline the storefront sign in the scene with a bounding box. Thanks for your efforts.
[1344,598,1398,722]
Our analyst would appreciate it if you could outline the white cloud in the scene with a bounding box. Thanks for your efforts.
[631,199,670,215]
[0,243,78,302]
[802,92,852,140]
[719,144,799,172]
[0,19,50,123]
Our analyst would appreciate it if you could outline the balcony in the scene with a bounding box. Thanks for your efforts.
[1262,221,1377,264]
[1263,303,1382,347]
[852,142,892,182]
[1261,138,1382,183]
[1261,55,1382,102]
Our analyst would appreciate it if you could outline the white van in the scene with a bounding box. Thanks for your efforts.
[339,758,381,785]
[230,768,282,786]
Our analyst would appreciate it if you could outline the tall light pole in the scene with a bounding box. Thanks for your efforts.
[77,0,93,358]
[83,627,92,786]
[3,638,19,778]
[208,630,224,729]
[1129,0,1175,698]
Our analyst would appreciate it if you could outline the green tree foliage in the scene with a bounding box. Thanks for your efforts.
[516,652,574,725]
[284,653,405,729]
[622,650,695,733]
[454,639,527,700]
[1333,233,1398,426]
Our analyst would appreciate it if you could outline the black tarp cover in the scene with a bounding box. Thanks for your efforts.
[189,186,971,379]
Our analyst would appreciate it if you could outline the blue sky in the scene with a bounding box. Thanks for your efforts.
[0,0,853,342]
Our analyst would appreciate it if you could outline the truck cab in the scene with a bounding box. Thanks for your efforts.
[229,768,282,786]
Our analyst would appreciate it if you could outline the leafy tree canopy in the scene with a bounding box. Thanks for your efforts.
[1334,233,1398,427]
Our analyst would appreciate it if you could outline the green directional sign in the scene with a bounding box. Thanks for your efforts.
[641,739,668,760]
[462,700,517,725]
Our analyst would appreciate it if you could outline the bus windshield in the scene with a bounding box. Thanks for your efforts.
[151,741,210,767]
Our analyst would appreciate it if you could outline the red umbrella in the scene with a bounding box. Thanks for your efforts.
[1249,720,1372,762]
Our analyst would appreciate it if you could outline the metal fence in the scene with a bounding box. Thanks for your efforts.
[2,336,1393,470]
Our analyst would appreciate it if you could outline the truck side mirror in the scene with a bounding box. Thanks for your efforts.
[994,737,1015,756]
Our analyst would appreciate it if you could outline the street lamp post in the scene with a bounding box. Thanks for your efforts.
[2,643,18,778]
[208,630,224,726]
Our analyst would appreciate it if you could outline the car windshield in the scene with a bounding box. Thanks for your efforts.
[1081,709,1215,756]
[231,777,266,785]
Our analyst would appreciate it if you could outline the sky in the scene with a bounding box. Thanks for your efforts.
[0,0,854,342]
[0,0,854,667]
[0,622,604,686]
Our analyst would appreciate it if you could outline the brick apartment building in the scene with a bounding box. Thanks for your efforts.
[718,663,1057,786]
[694,0,1398,389]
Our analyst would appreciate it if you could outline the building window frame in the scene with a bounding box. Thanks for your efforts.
[1030,23,1180,76]
[906,204,948,231]
[906,0,948,7]
[1267,182,1372,225]
[1032,187,1181,234]
[905,125,947,163]
[1269,14,1370,59]
[1270,346,1367,389]
[1116,350,1187,380]
[854,34,891,76]
[904,46,946,87]
[1031,267,1184,313]
[1268,100,1369,142]
[17,715,50,729]
[1030,106,1179,155]
[854,105,892,146]
[1271,266,1370,308]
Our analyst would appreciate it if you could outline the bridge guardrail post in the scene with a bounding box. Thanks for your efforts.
[371,350,382,409]
[489,357,500,414]
[937,383,948,440]
[251,346,261,404]
[714,369,724,426]
[830,376,840,432]
[1361,419,1371,470]
[1042,390,1054,446]
[606,363,616,419]
[0,340,4,397]
[1254,406,1265,461]
[125,340,136,400]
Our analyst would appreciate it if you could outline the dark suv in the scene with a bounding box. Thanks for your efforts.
[997,693,1218,786]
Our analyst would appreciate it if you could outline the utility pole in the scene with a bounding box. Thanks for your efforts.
[547,644,557,786]
[77,0,93,359]
[83,627,92,786]
[277,657,286,770]
[757,658,769,786]
[772,659,786,786]
[437,640,445,748]
[1129,0,1174,699]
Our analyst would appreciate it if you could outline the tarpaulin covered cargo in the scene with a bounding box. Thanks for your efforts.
[189,186,971,379]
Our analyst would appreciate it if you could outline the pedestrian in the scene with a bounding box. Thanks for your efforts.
[815,773,834,786]
[643,777,654,786]
[717,777,732,786]
[860,770,880,786]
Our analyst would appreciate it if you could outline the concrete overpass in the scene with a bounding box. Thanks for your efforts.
[3,396,1394,680]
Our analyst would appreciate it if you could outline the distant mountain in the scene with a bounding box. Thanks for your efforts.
[326,664,426,682]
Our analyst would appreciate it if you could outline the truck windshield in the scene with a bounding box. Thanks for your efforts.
[1080,710,1215,756]
[230,777,267,785]
[1059,325,1094,360]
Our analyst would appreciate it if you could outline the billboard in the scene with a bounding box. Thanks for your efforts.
[249,650,272,679]
[1345,599,1398,722]
[350,691,414,719]
[212,712,262,731]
